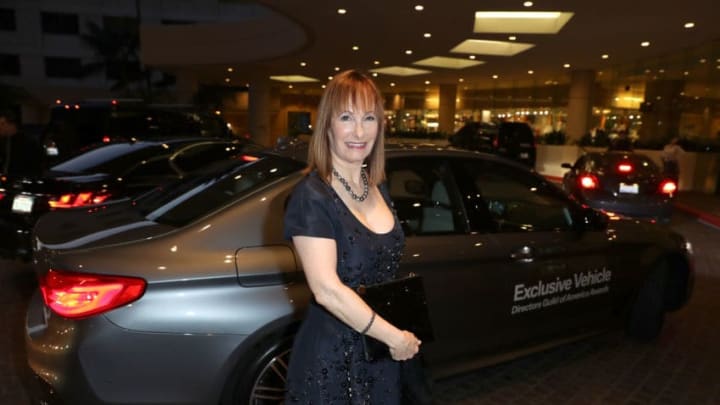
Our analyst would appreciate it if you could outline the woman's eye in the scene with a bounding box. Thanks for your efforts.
[339,114,352,122]
[364,115,376,122]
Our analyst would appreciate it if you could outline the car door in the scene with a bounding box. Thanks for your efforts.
[454,157,615,349]
[386,155,512,365]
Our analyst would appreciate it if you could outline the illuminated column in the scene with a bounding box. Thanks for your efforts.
[638,79,684,143]
[566,69,595,142]
[438,84,457,135]
[248,76,272,146]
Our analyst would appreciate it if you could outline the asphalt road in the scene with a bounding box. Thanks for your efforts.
[1,211,719,405]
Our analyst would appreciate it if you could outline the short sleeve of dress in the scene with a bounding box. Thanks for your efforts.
[284,174,336,240]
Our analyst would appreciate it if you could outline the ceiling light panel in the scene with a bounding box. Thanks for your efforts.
[413,56,484,69]
[474,11,574,34]
[451,39,535,56]
[269,75,319,83]
[370,66,431,76]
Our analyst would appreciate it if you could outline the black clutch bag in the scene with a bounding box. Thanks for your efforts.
[356,274,434,362]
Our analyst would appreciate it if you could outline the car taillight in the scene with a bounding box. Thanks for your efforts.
[617,163,633,173]
[40,269,146,319]
[660,180,677,195]
[49,191,111,208]
[579,174,599,189]
[102,135,111,143]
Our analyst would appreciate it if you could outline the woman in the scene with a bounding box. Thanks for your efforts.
[283,70,421,404]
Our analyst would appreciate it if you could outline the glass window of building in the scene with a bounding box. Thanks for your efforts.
[41,11,79,35]
[0,8,15,31]
[0,54,20,76]
[44,57,82,78]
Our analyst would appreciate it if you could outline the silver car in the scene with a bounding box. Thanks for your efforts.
[25,146,693,404]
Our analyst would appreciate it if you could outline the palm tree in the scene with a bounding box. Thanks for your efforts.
[80,20,174,102]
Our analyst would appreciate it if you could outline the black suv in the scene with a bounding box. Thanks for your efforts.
[42,99,234,163]
[450,121,536,168]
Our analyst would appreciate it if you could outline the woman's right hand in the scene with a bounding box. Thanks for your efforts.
[389,330,421,361]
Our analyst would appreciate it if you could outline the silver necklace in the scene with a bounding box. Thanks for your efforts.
[332,168,369,202]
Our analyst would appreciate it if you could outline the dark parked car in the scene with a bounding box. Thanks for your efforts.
[25,146,692,404]
[449,121,536,167]
[42,99,235,164]
[561,151,677,223]
[0,137,252,260]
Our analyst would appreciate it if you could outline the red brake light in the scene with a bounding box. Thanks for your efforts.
[40,269,146,319]
[617,163,633,173]
[579,174,599,189]
[660,180,677,195]
[102,135,111,143]
[49,191,111,208]
[240,154,259,162]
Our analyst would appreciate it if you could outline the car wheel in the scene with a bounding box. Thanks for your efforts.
[224,333,294,405]
[626,262,668,341]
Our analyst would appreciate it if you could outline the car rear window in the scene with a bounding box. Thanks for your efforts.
[50,143,165,174]
[598,153,659,175]
[139,155,305,227]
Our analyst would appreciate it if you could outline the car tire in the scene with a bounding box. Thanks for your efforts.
[626,262,668,341]
[223,333,294,405]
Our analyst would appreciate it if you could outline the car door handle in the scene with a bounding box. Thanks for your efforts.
[510,245,535,263]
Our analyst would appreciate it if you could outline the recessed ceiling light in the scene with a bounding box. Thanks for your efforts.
[684,22,695,28]
[563,63,571,68]
[492,74,499,79]
[474,11,574,34]
[328,75,334,80]
[423,33,432,38]
[224,78,230,82]
[527,70,534,74]
[523,1,534,7]
[337,9,347,15]
[458,78,464,82]
[227,67,233,72]
[683,71,689,76]
[413,56,484,69]
[300,62,307,67]
[641,41,650,47]
[374,60,381,65]
[370,66,431,76]
[469,55,476,60]
[372,72,378,77]
[334,67,340,71]
[508,36,517,41]
[414,5,424,11]
[451,39,535,56]
[288,84,293,89]
[700,58,707,63]
[425,80,431,85]
[322,84,326,89]
[405,49,413,55]
[352,45,360,51]
[601,54,609,59]
[390,83,396,87]
[269,75,320,83]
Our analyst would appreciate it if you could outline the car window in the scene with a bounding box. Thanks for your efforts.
[457,159,573,232]
[50,143,164,174]
[171,142,241,172]
[122,156,176,180]
[139,155,305,227]
[386,157,465,236]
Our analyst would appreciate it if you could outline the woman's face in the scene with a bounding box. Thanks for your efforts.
[328,104,378,166]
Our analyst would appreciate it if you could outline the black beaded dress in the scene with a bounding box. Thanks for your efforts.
[283,171,405,404]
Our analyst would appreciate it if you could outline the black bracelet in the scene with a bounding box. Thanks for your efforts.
[360,311,376,335]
